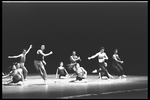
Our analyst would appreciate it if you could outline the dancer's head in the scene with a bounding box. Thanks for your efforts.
[100,47,105,53]
[12,65,17,70]
[22,49,26,54]
[16,63,21,68]
[114,49,118,54]
[72,51,76,55]
[41,45,45,50]
[60,62,63,66]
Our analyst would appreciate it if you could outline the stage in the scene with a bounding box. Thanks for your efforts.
[2,74,148,99]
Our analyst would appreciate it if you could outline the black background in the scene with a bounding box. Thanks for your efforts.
[2,2,147,75]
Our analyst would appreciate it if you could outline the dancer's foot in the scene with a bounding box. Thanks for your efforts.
[109,75,114,79]
[44,80,47,84]
[122,75,126,77]
[118,76,122,78]
[98,76,102,79]
[92,69,97,73]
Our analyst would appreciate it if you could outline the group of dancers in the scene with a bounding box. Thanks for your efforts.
[2,45,126,85]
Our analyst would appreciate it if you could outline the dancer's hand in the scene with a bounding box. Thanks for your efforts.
[8,56,11,58]
[121,61,124,63]
[30,44,32,48]
[88,57,91,60]
[78,57,81,61]
[50,51,53,54]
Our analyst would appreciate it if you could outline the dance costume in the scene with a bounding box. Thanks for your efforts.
[34,51,47,81]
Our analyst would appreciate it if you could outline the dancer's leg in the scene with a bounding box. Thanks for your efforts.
[100,63,113,78]
[40,65,47,81]
[112,63,121,77]
[117,63,126,77]
[20,64,28,79]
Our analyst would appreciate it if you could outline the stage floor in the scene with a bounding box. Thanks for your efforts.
[2,74,148,99]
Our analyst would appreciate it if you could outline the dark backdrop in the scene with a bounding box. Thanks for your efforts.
[2,2,147,75]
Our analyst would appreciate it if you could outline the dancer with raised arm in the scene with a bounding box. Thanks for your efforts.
[112,49,126,78]
[88,47,113,79]
[56,62,70,79]
[8,45,32,80]
[34,45,53,83]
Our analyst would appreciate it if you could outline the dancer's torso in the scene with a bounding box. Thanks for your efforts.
[98,53,106,63]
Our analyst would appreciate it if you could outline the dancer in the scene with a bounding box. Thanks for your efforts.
[8,44,32,80]
[34,45,53,83]
[56,62,70,79]
[68,51,81,71]
[75,64,87,81]
[2,63,24,85]
[88,47,113,79]
[112,49,126,78]
[70,63,87,82]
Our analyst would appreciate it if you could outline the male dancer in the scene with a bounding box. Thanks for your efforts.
[68,51,81,71]
[112,49,126,78]
[8,44,32,80]
[34,45,53,83]
[88,47,113,79]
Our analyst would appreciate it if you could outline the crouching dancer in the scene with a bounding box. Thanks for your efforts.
[2,63,24,85]
[70,63,87,82]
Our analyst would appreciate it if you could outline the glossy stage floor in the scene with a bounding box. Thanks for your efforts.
[2,74,148,99]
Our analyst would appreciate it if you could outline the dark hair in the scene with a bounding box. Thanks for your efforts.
[114,49,118,53]
[23,49,26,52]
[100,47,104,50]
[59,62,63,65]
[114,48,118,51]
[13,62,18,65]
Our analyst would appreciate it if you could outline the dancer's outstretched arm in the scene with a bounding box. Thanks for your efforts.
[88,52,99,60]
[2,71,12,78]
[64,69,70,76]
[38,50,53,57]
[8,54,22,58]
[25,44,32,55]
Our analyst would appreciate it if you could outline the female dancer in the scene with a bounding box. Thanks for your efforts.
[112,49,126,78]
[88,47,113,79]
[56,62,70,79]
